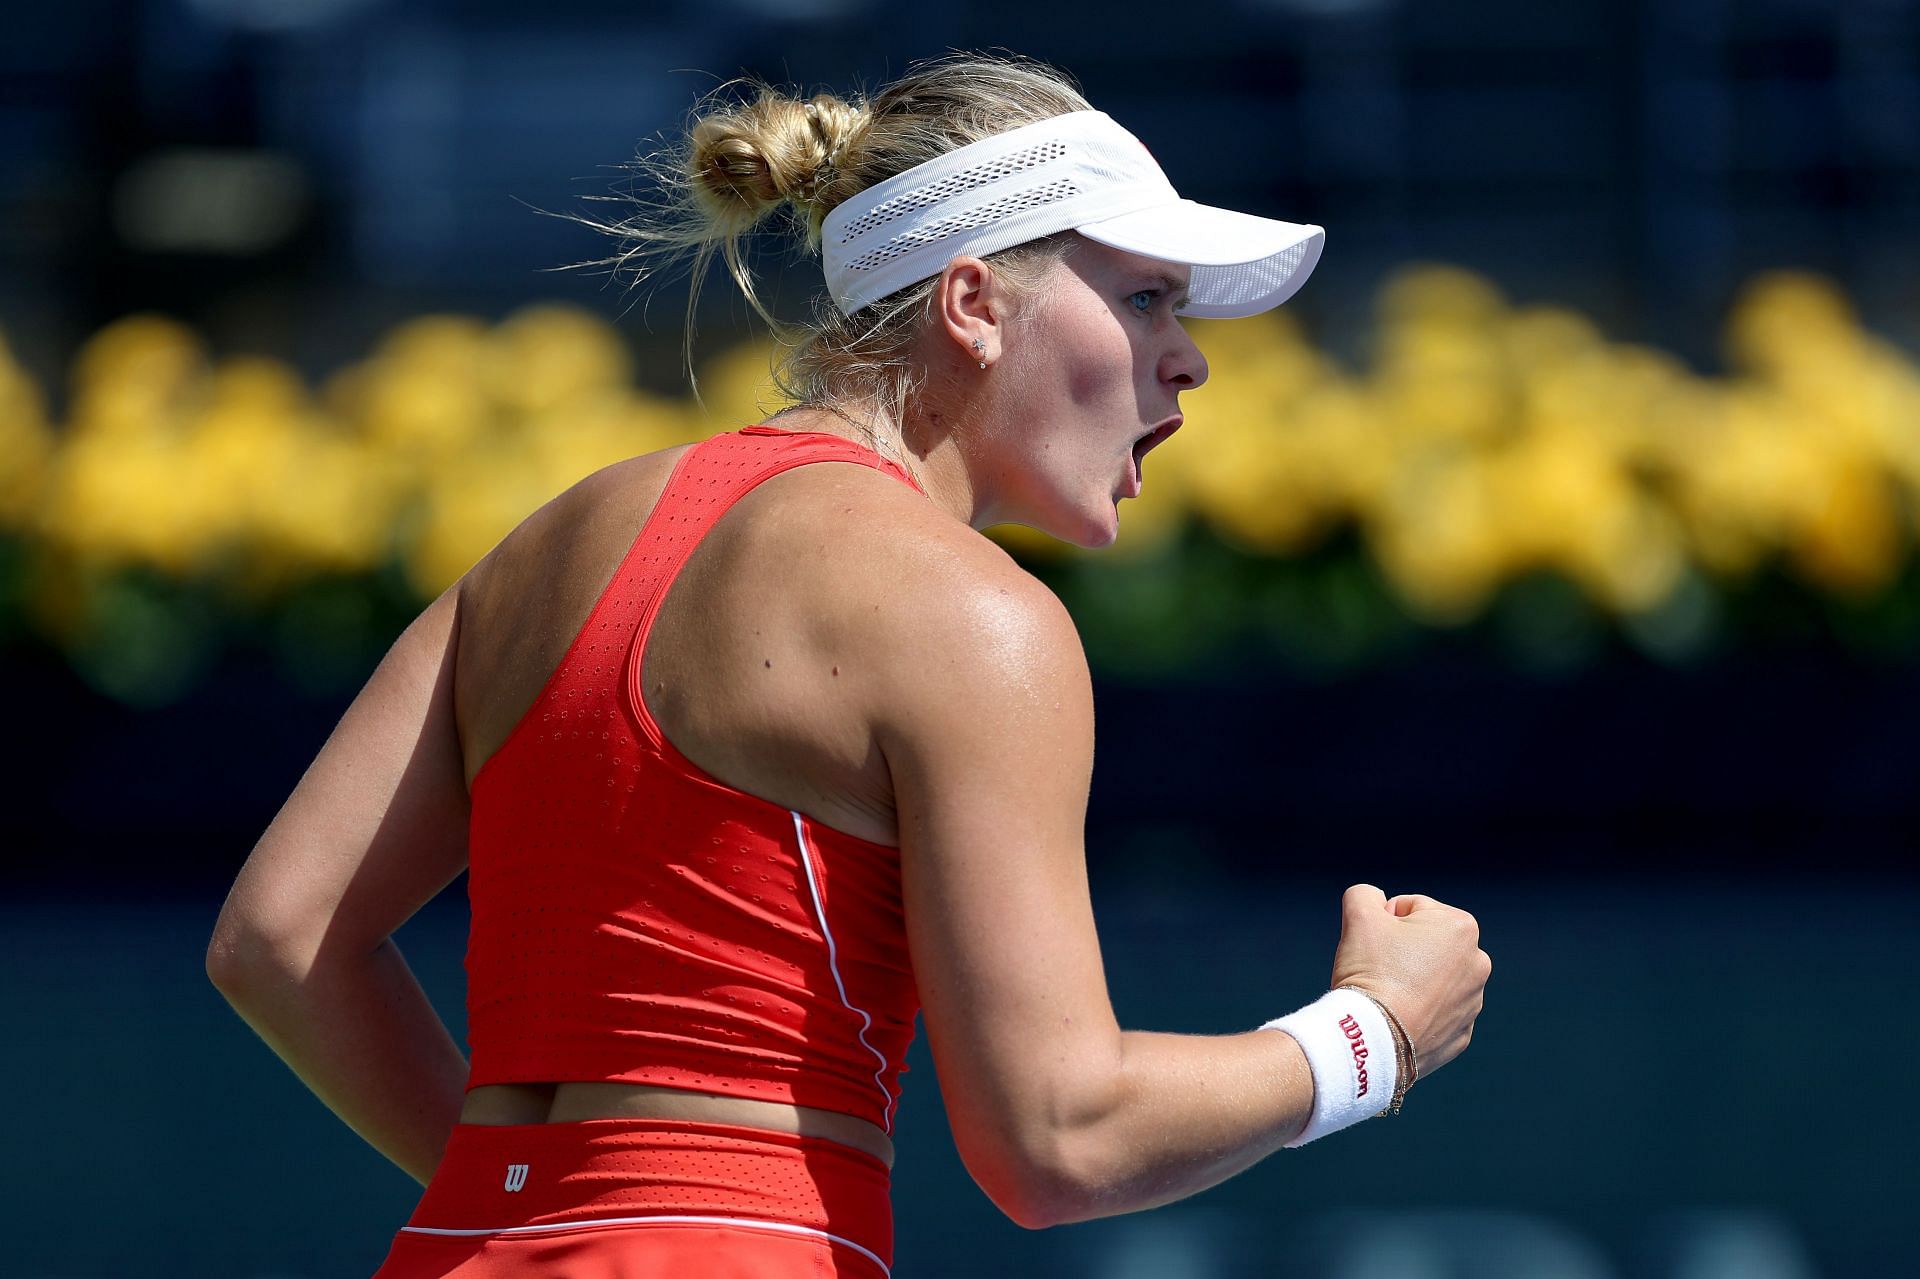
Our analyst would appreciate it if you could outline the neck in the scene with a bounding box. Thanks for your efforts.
[769,402,988,531]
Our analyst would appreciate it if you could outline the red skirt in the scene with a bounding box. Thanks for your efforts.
[370,1119,893,1278]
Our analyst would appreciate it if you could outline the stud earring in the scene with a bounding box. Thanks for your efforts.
[971,338,987,370]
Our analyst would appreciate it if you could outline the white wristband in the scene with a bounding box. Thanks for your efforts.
[1260,988,1399,1147]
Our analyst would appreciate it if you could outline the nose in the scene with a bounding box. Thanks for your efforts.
[1161,323,1209,391]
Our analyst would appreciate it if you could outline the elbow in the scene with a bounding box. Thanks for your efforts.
[983,1177,1069,1232]
[945,1034,1134,1228]
[206,919,265,1002]
[995,1186,1087,1233]
[966,1127,1115,1231]
[205,904,311,1003]
[204,935,233,993]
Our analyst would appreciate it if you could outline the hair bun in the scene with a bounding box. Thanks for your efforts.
[687,92,867,226]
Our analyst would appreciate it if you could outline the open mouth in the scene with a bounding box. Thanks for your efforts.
[1129,416,1183,488]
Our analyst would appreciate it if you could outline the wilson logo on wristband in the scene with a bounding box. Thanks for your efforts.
[1265,989,1398,1146]
[1339,1013,1371,1098]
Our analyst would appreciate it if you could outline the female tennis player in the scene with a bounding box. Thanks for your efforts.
[208,53,1490,1277]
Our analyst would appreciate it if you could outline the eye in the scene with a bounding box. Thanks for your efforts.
[1127,289,1158,315]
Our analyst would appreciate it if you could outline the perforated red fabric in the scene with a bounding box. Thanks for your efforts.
[376,1119,892,1276]
[464,425,923,1132]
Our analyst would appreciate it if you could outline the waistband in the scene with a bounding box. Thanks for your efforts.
[406,1119,893,1270]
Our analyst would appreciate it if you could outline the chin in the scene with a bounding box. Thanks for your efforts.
[1078,520,1121,550]
[1056,500,1122,550]
[1003,488,1123,550]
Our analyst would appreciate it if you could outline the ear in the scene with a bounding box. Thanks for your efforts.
[934,255,1004,366]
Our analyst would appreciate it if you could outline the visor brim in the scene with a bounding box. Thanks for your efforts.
[1076,199,1325,319]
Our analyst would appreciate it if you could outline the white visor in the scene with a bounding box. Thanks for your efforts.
[821,110,1324,319]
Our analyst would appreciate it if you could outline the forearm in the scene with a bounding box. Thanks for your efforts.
[1045,1026,1315,1224]
[209,936,468,1185]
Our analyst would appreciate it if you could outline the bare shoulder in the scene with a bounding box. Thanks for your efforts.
[456,443,694,778]
[465,444,693,607]
[752,466,1092,764]
[770,464,1087,691]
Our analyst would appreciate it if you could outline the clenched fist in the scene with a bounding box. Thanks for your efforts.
[1328,883,1491,1083]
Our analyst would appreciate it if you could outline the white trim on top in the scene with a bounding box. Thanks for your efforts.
[790,809,897,1133]
[401,1212,889,1275]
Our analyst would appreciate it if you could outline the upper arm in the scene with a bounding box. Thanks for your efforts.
[209,581,472,978]
[873,556,1119,1210]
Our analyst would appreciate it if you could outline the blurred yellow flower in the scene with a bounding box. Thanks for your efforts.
[0,331,53,528]
[987,522,1071,560]
[403,436,569,598]
[37,425,200,573]
[10,260,1920,684]
[1374,322,1515,445]
[1488,427,1684,613]
[1378,264,1509,329]
[1368,455,1507,624]
[524,387,702,493]
[69,314,207,403]
[1502,306,1605,371]
[356,324,497,468]
[1180,313,1361,554]
[486,304,635,418]
[695,341,791,429]
[1791,456,1903,597]
[257,430,404,582]
[1725,271,1860,379]
[66,314,210,442]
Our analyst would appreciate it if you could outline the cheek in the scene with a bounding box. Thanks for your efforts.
[1061,361,1104,407]
[1054,321,1136,409]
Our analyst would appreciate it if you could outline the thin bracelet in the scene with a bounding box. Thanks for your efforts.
[1349,988,1418,1086]
[1375,999,1419,1086]
[1343,987,1411,1115]
[1336,987,1416,1115]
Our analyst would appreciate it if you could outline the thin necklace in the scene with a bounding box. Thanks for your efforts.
[800,401,926,494]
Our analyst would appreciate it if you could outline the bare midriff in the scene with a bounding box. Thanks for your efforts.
[459,1082,895,1169]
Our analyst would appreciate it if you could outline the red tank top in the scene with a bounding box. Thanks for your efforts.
[463,424,924,1133]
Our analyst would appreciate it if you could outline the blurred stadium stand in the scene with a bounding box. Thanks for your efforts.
[4,0,1918,376]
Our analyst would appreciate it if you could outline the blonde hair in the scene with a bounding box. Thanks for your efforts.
[565,52,1093,435]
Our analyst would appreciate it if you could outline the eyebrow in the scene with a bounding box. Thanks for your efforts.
[1151,272,1193,308]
